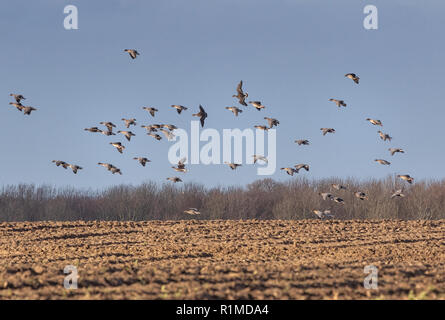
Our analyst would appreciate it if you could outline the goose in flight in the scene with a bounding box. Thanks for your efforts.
[171,105,188,114]
[192,105,208,127]
[345,73,360,84]
[355,191,369,200]
[232,80,248,106]
[391,189,406,199]
[22,106,37,115]
[366,118,383,126]
[184,208,201,215]
[329,99,347,108]
[378,131,392,142]
[84,127,101,133]
[9,102,24,112]
[281,167,297,176]
[68,164,83,174]
[397,174,414,184]
[122,118,137,128]
[254,125,269,131]
[142,107,158,117]
[333,197,345,204]
[331,184,347,191]
[319,192,333,200]
[110,142,125,154]
[100,121,116,133]
[389,148,404,156]
[52,160,69,169]
[10,93,26,103]
[98,163,122,174]
[124,49,139,59]
[225,106,243,116]
[117,130,136,141]
[167,177,182,183]
[249,101,266,111]
[375,159,391,166]
[141,125,158,133]
[147,133,162,141]
[177,157,186,170]
[99,129,116,136]
[313,210,334,219]
[252,155,268,164]
[264,117,279,128]
[321,128,335,136]
[224,162,242,170]
[172,157,187,172]
[294,164,309,172]
[133,157,151,167]
[295,139,310,146]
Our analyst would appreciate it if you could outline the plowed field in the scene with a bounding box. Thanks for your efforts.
[0,220,443,299]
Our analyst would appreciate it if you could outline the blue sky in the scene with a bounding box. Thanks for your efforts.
[1,0,444,189]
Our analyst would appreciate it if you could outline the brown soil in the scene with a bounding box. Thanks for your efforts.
[0,220,443,299]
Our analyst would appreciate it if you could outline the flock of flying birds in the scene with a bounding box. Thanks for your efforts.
[309,74,412,219]
[8,49,413,217]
